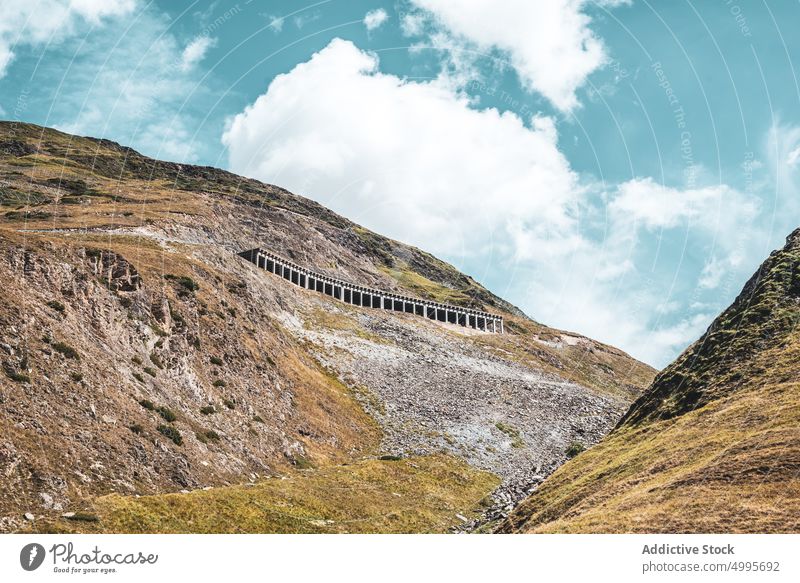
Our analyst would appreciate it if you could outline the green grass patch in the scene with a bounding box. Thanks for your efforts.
[495,422,525,448]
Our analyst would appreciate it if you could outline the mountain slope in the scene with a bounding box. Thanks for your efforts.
[500,228,800,533]
[0,121,654,532]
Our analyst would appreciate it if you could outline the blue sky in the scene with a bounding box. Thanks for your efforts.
[2,0,799,367]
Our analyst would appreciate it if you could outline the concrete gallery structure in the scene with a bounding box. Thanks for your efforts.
[239,248,504,333]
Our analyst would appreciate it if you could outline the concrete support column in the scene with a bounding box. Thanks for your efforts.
[499,320,504,334]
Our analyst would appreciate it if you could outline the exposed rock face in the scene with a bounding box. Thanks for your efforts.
[0,122,655,532]
[89,250,142,292]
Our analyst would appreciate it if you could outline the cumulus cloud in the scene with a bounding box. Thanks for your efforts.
[180,36,216,72]
[407,0,623,111]
[222,39,765,367]
[223,39,580,258]
[0,0,135,78]
[611,177,759,233]
[364,8,389,31]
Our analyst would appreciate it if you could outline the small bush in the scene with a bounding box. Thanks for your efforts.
[156,406,177,423]
[253,415,265,424]
[164,274,199,293]
[132,372,145,383]
[212,379,227,388]
[4,366,29,383]
[139,399,155,410]
[378,454,403,461]
[70,372,83,382]
[200,405,216,415]
[46,300,65,313]
[64,513,99,522]
[151,325,168,337]
[157,424,183,445]
[131,355,143,365]
[210,356,224,366]
[223,398,235,410]
[150,353,164,369]
[204,430,220,442]
[129,424,144,434]
[565,442,585,458]
[52,342,79,360]
[143,367,157,377]
[170,309,185,325]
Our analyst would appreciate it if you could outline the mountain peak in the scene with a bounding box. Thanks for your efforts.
[618,228,800,427]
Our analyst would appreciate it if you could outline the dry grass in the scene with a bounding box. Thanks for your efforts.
[38,455,499,534]
[502,337,800,533]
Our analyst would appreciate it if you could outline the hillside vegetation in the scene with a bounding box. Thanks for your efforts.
[500,229,800,533]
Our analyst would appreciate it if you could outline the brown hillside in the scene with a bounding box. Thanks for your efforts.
[0,121,654,533]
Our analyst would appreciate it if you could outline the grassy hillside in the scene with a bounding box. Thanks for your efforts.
[500,228,800,533]
[0,121,653,533]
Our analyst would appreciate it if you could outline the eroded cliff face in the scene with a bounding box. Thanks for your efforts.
[0,122,654,532]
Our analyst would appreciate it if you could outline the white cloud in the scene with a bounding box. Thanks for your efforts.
[364,8,389,31]
[222,39,766,368]
[400,12,426,36]
[611,177,759,232]
[293,12,321,30]
[46,6,218,164]
[0,0,135,78]
[223,39,580,259]
[180,36,216,72]
[265,15,284,33]
[407,0,623,111]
